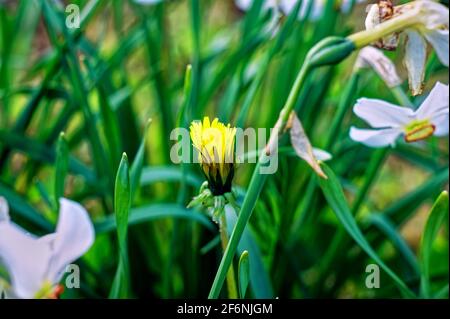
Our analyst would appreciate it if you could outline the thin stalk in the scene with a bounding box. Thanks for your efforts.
[348,11,422,49]
[208,159,267,298]
[220,214,238,299]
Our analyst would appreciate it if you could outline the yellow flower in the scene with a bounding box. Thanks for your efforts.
[190,117,236,195]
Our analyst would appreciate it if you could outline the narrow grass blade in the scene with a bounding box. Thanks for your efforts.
[95,204,215,234]
[420,191,449,298]
[109,153,131,298]
[225,206,273,298]
[130,119,151,200]
[54,132,68,209]
[367,213,420,279]
[318,163,415,298]
[238,250,250,299]
[0,183,52,232]
[140,166,202,188]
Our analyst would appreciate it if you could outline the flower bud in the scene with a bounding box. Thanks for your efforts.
[307,37,356,68]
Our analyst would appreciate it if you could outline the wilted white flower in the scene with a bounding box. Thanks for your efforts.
[354,46,402,88]
[350,82,449,147]
[364,0,449,95]
[0,198,94,299]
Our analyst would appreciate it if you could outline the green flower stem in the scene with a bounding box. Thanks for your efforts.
[281,64,312,124]
[347,10,420,49]
[208,160,268,299]
[220,213,238,299]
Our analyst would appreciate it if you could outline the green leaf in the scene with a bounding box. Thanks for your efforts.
[95,204,215,233]
[109,153,131,298]
[367,214,420,279]
[130,119,151,200]
[225,207,273,298]
[115,153,131,247]
[238,250,250,299]
[318,163,415,298]
[140,166,202,188]
[0,130,96,183]
[420,191,449,298]
[0,183,52,232]
[383,168,449,224]
[54,132,68,208]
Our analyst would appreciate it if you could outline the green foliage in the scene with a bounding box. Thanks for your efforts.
[420,191,449,298]
[238,251,250,299]
[110,153,131,298]
[0,0,448,299]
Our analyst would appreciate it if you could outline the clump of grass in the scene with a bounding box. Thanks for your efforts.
[0,0,448,299]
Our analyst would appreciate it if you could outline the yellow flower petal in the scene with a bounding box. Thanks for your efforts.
[189,117,236,195]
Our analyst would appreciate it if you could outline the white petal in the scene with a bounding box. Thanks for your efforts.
[424,29,449,67]
[312,148,332,161]
[353,98,413,128]
[404,29,427,96]
[354,46,402,88]
[350,127,402,148]
[0,223,52,298]
[414,0,449,30]
[46,199,95,283]
[289,112,327,178]
[433,112,449,136]
[415,82,449,119]
[0,197,9,222]
[365,4,380,30]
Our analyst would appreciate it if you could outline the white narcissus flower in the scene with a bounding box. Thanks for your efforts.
[235,0,366,21]
[350,82,449,147]
[364,0,449,96]
[0,198,94,299]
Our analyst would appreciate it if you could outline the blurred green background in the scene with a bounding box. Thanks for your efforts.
[0,0,448,298]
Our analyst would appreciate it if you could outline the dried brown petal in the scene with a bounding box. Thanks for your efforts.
[289,112,327,179]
